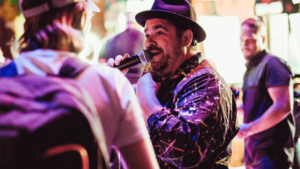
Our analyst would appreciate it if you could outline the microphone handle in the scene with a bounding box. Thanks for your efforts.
[114,55,141,70]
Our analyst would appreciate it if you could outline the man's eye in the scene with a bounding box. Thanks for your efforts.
[246,39,255,43]
[145,35,149,39]
[156,31,163,36]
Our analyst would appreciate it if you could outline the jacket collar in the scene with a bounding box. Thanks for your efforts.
[246,49,267,69]
[161,53,204,83]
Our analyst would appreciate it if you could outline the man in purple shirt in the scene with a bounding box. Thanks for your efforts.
[237,17,295,169]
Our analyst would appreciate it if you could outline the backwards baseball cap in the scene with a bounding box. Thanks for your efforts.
[19,0,100,18]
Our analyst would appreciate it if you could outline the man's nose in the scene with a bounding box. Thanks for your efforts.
[241,41,248,47]
[144,36,157,49]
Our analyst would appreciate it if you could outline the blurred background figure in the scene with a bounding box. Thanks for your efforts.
[98,11,145,84]
[237,17,294,169]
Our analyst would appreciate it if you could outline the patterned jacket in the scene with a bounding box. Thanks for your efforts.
[146,53,239,168]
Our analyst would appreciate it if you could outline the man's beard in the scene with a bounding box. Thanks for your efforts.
[151,55,168,73]
[150,46,183,75]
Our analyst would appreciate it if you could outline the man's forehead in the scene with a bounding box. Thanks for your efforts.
[242,24,257,32]
[241,25,257,37]
[144,18,173,30]
[146,18,171,24]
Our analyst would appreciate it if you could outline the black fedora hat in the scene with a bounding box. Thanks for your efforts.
[135,0,206,43]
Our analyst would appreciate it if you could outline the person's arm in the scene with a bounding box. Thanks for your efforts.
[136,73,163,117]
[119,139,159,169]
[109,69,159,169]
[77,66,159,168]
[237,85,292,139]
[136,71,233,168]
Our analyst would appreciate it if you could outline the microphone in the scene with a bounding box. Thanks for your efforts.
[114,50,152,70]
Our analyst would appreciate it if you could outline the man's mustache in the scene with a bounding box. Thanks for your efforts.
[148,45,163,53]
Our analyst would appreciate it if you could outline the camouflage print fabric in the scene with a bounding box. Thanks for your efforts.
[147,53,239,169]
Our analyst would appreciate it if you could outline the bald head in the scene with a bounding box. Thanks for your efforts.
[241,18,266,37]
[240,18,267,62]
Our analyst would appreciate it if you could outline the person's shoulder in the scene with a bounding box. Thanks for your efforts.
[180,62,219,88]
[264,53,285,63]
[264,53,291,70]
[193,60,229,87]
[87,64,119,75]
[87,64,127,82]
[262,53,293,86]
[193,60,218,77]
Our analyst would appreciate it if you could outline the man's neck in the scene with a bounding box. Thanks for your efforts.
[246,49,267,65]
[254,49,266,59]
[161,51,198,81]
[187,49,198,60]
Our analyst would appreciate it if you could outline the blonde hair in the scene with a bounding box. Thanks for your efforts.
[20,2,89,53]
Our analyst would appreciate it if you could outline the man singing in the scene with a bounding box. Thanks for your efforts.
[110,0,239,168]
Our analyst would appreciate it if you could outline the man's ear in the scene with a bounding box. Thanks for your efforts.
[182,29,193,47]
[262,35,267,45]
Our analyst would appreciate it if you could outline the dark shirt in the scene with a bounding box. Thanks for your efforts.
[147,53,239,168]
[242,50,295,166]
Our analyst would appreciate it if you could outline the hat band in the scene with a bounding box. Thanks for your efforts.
[21,0,99,18]
[22,3,52,18]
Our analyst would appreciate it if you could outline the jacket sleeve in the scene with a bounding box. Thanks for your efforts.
[147,71,225,167]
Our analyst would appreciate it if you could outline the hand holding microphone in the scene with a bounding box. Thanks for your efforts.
[107,50,152,74]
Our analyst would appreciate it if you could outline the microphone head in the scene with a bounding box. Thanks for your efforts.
[138,50,152,63]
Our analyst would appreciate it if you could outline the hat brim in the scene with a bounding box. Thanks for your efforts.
[136,10,206,42]
[87,0,100,12]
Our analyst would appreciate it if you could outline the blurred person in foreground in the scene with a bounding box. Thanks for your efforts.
[99,11,145,84]
[237,17,295,169]
[109,0,239,168]
[0,0,159,168]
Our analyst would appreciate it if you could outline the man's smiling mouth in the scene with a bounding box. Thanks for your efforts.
[150,51,162,62]
[150,50,162,57]
[151,52,161,56]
